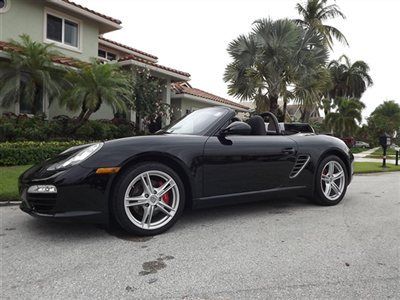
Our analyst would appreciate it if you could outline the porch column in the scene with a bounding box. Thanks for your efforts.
[162,78,171,127]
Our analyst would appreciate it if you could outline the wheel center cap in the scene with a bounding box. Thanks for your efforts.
[149,195,158,204]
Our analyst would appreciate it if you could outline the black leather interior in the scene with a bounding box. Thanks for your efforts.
[246,116,267,135]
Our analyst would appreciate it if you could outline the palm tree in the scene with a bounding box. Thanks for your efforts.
[224,18,328,116]
[0,34,64,115]
[368,100,400,137]
[294,0,348,49]
[292,66,332,121]
[325,98,365,137]
[61,61,131,123]
[328,55,373,101]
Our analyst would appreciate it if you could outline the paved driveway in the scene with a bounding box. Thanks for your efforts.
[1,173,399,299]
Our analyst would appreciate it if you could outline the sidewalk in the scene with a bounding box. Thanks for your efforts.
[353,147,396,164]
[353,147,379,158]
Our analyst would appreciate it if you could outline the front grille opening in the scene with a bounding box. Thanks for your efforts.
[289,155,310,178]
[27,193,56,213]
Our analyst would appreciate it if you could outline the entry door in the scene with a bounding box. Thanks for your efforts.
[202,135,297,198]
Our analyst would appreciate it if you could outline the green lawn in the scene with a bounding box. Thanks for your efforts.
[354,162,400,174]
[366,147,398,159]
[350,147,367,154]
[0,165,31,201]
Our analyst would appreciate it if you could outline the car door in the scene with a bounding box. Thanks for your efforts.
[202,135,297,198]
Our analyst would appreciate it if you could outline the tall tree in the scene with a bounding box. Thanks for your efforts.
[60,61,131,123]
[367,100,400,137]
[0,34,64,115]
[325,97,365,137]
[328,55,373,101]
[224,18,328,116]
[294,0,348,49]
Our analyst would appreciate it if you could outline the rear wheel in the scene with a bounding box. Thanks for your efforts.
[312,155,348,206]
[112,162,185,236]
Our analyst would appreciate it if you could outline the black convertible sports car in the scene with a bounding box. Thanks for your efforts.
[20,106,353,235]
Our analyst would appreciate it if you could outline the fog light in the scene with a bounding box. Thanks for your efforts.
[27,185,57,194]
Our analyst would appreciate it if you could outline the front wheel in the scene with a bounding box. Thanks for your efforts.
[112,163,185,236]
[312,155,348,206]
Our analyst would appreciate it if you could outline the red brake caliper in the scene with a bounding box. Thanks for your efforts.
[158,180,170,205]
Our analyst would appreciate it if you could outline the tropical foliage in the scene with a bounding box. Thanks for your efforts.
[0,34,65,115]
[125,67,169,133]
[326,55,373,108]
[325,98,365,137]
[367,100,400,140]
[224,18,328,118]
[294,0,348,49]
[60,61,131,123]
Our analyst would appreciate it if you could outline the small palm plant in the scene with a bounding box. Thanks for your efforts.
[0,34,64,115]
[61,61,131,123]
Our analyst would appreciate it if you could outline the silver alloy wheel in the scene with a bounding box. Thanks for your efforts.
[320,161,345,201]
[124,170,179,230]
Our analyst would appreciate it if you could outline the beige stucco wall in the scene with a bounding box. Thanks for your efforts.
[172,97,216,119]
[0,0,100,62]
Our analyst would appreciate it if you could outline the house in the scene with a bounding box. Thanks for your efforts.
[0,0,248,128]
[286,104,323,123]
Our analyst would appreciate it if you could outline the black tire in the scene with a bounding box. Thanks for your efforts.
[312,155,348,206]
[112,162,185,236]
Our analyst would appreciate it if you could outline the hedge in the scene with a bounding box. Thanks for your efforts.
[0,141,90,166]
[0,115,136,142]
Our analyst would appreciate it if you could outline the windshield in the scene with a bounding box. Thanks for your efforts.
[164,107,229,135]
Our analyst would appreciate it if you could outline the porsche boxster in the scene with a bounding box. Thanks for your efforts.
[19,106,353,235]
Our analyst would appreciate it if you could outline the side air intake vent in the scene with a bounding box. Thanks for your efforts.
[289,155,310,178]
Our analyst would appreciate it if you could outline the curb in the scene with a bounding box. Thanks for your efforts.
[0,201,21,207]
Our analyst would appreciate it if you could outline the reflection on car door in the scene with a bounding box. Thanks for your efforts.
[202,135,297,198]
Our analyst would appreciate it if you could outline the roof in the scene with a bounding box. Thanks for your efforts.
[60,0,122,25]
[99,36,158,60]
[119,55,190,78]
[171,82,250,111]
[0,41,86,68]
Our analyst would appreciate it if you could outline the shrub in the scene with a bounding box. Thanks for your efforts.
[0,141,88,166]
[0,114,136,141]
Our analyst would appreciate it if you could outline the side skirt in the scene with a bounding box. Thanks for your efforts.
[193,186,308,209]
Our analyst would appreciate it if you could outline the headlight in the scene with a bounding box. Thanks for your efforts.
[47,143,103,171]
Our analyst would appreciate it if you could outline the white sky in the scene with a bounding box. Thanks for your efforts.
[75,0,400,120]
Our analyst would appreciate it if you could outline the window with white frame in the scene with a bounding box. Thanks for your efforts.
[46,12,79,48]
[98,49,117,61]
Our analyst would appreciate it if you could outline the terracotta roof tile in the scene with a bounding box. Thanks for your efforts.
[171,82,250,110]
[61,0,122,24]
[99,36,158,60]
[119,55,190,78]
[0,41,87,67]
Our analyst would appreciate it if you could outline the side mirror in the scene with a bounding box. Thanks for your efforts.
[220,121,252,136]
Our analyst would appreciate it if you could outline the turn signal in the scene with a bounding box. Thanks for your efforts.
[96,167,121,174]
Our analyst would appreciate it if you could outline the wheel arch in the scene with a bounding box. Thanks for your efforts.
[315,148,351,186]
[108,152,194,213]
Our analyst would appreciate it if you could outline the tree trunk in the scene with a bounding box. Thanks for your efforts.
[282,99,288,122]
[82,109,93,122]
[269,95,279,115]
[77,109,87,122]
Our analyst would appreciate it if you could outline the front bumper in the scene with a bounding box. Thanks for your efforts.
[19,164,115,224]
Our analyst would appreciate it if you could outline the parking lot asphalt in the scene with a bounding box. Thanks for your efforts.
[1,172,399,299]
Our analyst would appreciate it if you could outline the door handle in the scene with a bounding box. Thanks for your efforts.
[282,147,296,155]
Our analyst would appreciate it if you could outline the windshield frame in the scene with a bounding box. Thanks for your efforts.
[160,106,234,136]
